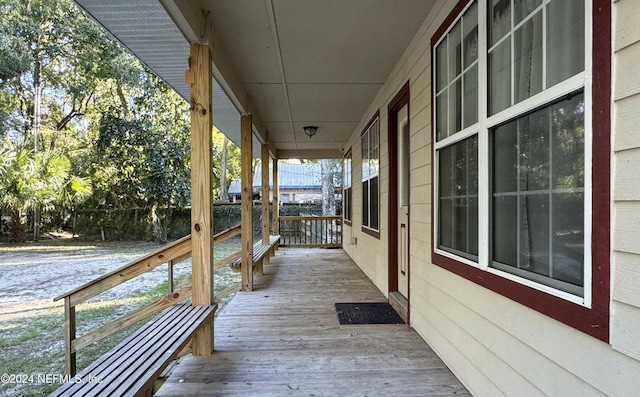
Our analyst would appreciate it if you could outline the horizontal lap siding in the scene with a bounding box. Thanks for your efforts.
[345,0,640,396]
[612,0,640,364]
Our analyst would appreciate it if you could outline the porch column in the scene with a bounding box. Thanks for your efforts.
[189,43,214,355]
[241,114,253,291]
[261,143,270,245]
[273,157,279,236]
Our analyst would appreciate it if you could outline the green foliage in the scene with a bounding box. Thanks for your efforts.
[0,0,245,238]
[0,138,92,240]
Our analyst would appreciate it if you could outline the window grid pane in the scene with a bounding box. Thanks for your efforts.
[487,0,585,116]
[438,136,478,258]
[435,2,479,142]
[491,93,585,295]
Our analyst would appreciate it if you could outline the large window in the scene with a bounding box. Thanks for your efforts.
[343,149,352,224]
[362,114,379,235]
[432,0,611,341]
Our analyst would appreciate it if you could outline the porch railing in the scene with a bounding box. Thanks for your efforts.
[54,224,242,375]
[278,215,342,248]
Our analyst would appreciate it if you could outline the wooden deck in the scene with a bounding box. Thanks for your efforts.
[156,248,470,397]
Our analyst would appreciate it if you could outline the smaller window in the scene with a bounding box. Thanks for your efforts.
[343,150,352,223]
[362,113,380,235]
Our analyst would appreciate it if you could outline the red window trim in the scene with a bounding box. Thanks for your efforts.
[361,111,381,239]
[430,0,611,343]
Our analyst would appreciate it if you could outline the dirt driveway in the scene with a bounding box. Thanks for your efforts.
[0,241,172,323]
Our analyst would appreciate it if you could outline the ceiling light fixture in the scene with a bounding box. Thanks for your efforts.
[303,125,318,138]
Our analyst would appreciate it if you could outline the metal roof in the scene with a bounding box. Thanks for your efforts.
[228,163,323,194]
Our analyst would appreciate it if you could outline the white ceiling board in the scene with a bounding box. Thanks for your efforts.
[287,84,382,122]
[272,0,435,84]
[203,0,281,84]
[243,84,289,122]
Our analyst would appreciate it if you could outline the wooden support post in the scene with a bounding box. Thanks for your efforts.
[260,144,270,272]
[241,114,253,291]
[273,158,279,237]
[64,297,76,376]
[189,43,214,356]
[261,144,270,245]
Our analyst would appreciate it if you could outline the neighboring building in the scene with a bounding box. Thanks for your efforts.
[227,163,323,204]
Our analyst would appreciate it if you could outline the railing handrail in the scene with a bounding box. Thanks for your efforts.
[54,235,192,305]
[55,223,243,375]
[54,224,242,304]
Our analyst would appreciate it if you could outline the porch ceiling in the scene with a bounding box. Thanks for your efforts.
[73,0,434,158]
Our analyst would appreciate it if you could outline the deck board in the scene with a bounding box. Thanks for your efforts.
[156,248,470,397]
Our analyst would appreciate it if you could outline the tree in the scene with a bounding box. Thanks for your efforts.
[320,159,336,215]
[0,138,92,241]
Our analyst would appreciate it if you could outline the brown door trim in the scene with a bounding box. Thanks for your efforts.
[387,81,410,323]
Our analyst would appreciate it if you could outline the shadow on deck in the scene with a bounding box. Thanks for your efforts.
[156,248,470,397]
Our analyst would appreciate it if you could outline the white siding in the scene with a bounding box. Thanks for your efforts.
[612,0,640,365]
[344,0,640,395]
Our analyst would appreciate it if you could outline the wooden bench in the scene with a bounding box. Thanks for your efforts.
[49,303,216,397]
[230,235,280,274]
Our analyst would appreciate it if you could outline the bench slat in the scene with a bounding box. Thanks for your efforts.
[113,306,214,396]
[230,235,280,271]
[49,304,216,397]
[50,305,189,396]
[95,305,210,396]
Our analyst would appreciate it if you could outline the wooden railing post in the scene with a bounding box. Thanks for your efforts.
[64,297,76,376]
[168,260,174,293]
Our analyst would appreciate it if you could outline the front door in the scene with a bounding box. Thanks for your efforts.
[396,104,410,298]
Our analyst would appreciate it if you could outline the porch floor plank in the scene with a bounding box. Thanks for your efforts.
[155,248,470,397]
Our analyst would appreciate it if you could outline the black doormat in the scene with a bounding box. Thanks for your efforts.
[335,302,405,325]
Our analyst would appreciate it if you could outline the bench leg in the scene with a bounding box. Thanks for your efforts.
[255,258,264,276]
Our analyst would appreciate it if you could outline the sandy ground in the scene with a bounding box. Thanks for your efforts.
[0,241,189,323]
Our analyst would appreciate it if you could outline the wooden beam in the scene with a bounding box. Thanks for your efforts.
[241,114,253,291]
[273,158,279,236]
[261,144,270,245]
[189,43,214,356]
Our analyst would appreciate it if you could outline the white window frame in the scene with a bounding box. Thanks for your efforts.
[433,0,592,306]
[361,115,380,234]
